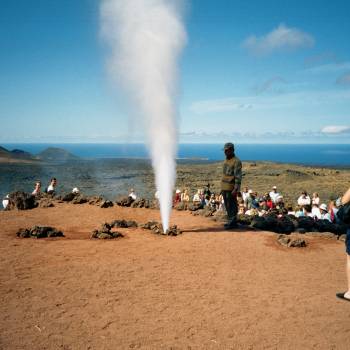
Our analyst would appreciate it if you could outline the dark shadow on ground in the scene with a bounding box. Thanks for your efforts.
[182,225,251,233]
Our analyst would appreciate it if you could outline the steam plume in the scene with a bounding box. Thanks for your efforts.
[100,0,187,231]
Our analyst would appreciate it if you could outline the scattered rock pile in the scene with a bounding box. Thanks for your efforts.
[7,191,37,210]
[91,223,124,239]
[277,234,307,248]
[140,221,182,236]
[237,214,347,236]
[192,207,217,217]
[16,226,64,238]
[100,200,114,208]
[110,219,138,228]
[115,196,134,207]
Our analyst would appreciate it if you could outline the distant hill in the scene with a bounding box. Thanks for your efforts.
[36,147,79,162]
[0,146,35,162]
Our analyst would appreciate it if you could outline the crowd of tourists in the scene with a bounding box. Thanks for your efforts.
[171,185,342,223]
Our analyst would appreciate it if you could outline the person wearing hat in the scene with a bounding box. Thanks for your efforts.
[336,187,350,302]
[174,189,181,205]
[221,142,242,229]
[319,203,331,222]
[269,186,280,203]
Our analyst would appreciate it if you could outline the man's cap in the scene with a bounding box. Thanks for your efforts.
[176,189,181,194]
[272,186,277,189]
[223,142,234,150]
[248,189,253,194]
[320,203,328,211]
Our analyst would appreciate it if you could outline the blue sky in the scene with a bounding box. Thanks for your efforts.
[0,0,349,143]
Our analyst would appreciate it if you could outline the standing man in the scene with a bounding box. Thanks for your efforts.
[221,142,242,229]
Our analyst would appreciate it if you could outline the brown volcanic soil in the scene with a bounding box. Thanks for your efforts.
[1,204,349,349]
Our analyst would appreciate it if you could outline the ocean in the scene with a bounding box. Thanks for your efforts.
[3,143,350,166]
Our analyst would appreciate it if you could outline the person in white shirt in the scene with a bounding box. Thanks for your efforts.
[128,188,137,201]
[269,186,280,203]
[319,203,331,222]
[311,204,321,219]
[32,181,41,196]
[47,178,57,194]
[2,194,10,210]
[312,192,320,206]
[193,189,201,204]
[241,186,249,203]
[297,191,311,206]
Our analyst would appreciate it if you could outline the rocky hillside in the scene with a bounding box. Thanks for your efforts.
[0,146,34,162]
[36,147,79,162]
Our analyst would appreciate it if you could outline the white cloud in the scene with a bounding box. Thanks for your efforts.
[190,99,252,114]
[321,125,350,134]
[305,62,350,74]
[243,23,314,56]
[189,90,350,115]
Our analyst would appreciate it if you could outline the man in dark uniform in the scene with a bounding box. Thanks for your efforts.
[221,142,242,229]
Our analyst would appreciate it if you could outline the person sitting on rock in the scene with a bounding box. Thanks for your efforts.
[241,186,249,203]
[209,193,217,209]
[128,188,137,201]
[246,191,259,210]
[192,189,201,205]
[312,192,320,206]
[2,194,10,210]
[295,206,305,217]
[181,189,190,203]
[275,195,285,210]
[265,193,274,210]
[32,181,41,197]
[319,203,331,222]
[269,186,280,203]
[297,191,311,207]
[46,178,57,195]
[174,189,181,205]
[311,203,321,219]
[303,204,313,218]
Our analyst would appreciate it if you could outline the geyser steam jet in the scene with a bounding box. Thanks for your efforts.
[100,0,187,231]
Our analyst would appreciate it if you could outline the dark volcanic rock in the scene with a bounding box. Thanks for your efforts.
[174,202,187,211]
[131,198,151,208]
[37,198,55,208]
[100,200,114,208]
[297,217,315,231]
[8,191,37,210]
[276,216,295,234]
[91,223,124,240]
[188,203,203,212]
[111,219,138,228]
[277,234,307,248]
[72,195,89,205]
[62,193,77,202]
[115,196,134,207]
[16,226,64,239]
[237,214,253,226]
[88,196,104,206]
[250,216,269,230]
[141,221,182,236]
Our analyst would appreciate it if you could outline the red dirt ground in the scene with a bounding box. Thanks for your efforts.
[0,203,349,349]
